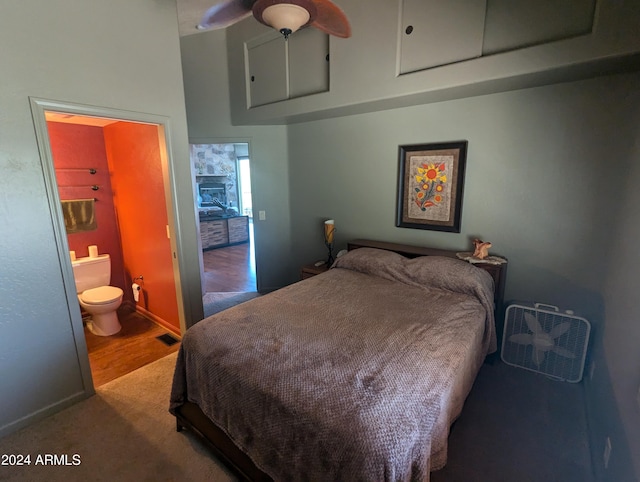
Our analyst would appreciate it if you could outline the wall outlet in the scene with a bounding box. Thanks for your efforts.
[603,436,612,469]
[258,210,266,221]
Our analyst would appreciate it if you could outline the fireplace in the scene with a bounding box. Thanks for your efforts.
[199,182,226,206]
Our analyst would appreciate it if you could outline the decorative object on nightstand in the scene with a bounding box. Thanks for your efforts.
[456,238,507,265]
[472,238,492,259]
[324,219,335,267]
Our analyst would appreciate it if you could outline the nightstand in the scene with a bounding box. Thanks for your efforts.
[300,263,330,280]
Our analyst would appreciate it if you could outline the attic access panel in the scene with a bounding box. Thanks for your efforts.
[246,28,329,108]
[398,0,486,75]
[482,0,597,55]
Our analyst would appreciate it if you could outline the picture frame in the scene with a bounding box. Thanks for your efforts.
[396,141,467,233]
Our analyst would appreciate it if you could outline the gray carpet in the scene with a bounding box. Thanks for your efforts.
[203,291,260,318]
[432,360,593,482]
[0,352,593,481]
[0,352,236,482]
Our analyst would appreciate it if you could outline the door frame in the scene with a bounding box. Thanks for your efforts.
[189,137,259,294]
[30,97,189,391]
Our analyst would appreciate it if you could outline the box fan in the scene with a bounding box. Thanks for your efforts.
[501,303,591,382]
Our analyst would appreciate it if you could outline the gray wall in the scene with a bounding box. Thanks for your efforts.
[286,73,640,479]
[180,30,296,290]
[287,74,632,297]
[0,0,201,435]
[226,0,640,125]
[601,103,640,480]
[181,25,640,474]
[181,12,639,481]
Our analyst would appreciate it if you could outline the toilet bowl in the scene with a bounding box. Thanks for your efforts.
[78,286,123,336]
[71,253,123,336]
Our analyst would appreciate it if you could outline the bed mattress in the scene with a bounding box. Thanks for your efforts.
[170,249,496,481]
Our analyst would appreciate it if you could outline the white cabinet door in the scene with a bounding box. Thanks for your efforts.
[247,35,288,107]
[398,0,487,75]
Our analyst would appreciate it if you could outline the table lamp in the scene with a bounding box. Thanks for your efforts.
[324,219,335,266]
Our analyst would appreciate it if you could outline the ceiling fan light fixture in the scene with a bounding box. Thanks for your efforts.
[263,4,309,33]
[253,0,317,39]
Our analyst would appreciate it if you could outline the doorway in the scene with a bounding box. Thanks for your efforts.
[192,143,257,315]
[31,99,186,389]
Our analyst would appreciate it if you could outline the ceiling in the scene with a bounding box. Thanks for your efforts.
[177,0,227,37]
[45,112,119,127]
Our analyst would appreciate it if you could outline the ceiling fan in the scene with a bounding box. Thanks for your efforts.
[197,0,351,40]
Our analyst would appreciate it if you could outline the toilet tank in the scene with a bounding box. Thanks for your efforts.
[71,254,111,293]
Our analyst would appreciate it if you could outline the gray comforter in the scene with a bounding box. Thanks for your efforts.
[170,248,496,481]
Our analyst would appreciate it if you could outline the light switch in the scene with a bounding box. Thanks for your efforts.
[258,210,266,221]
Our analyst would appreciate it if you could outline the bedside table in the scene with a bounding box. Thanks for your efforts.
[300,263,330,280]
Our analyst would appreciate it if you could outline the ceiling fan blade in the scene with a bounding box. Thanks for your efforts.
[509,333,534,345]
[524,312,543,334]
[310,0,351,38]
[552,345,576,359]
[549,321,571,339]
[199,0,255,29]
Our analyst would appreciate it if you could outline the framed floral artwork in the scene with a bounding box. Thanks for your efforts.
[396,141,467,232]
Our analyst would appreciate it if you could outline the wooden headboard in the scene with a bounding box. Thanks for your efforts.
[347,239,507,320]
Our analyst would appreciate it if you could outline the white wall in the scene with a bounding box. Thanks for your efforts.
[180,30,295,290]
[0,0,201,435]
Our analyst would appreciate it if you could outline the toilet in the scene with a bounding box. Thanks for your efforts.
[72,254,123,336]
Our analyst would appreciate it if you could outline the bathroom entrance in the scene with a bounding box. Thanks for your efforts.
[33,101,187,388]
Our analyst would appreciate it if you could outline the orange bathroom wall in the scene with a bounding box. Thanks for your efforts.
[103,122,180,333]
[47,122,127,293]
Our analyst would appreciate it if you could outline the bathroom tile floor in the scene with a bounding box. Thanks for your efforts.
[83,310,180,387]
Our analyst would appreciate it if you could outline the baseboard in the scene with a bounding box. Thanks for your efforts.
[133,305,181,337]
[0,390,90,439]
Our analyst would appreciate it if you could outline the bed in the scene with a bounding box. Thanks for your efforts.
[170,239,507,481]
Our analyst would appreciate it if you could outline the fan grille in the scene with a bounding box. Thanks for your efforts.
[501,304,590,382]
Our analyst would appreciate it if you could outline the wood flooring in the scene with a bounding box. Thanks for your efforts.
[202,227,256,293]
[84,310,180,388]
[85,223,254,387]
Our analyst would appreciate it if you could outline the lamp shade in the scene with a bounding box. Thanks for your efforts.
[262,4,309,32]
[324,219,335,244]
[253,0,317,37]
